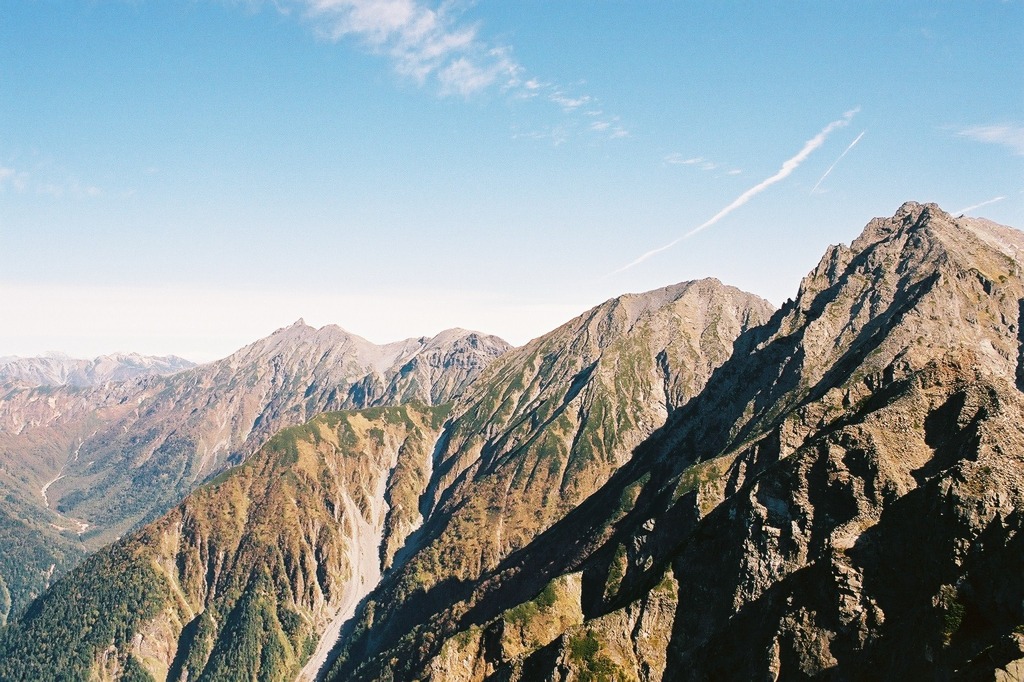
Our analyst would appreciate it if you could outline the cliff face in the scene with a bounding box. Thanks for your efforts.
[0,324,508,625]
[329,203,1024,681]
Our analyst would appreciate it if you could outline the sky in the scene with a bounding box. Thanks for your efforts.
[1,1,1022,361]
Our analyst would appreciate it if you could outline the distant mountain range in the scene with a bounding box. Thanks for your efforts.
[0,352,196,387]
[1,203,1023,681]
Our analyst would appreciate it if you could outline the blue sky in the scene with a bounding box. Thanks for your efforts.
[1,1,1022,360]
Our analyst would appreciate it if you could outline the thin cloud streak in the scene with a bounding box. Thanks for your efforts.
[956,196,1005,214]
[664,153,741,175]
[811,130,865,194]
[958,124,1024,156]
[0,164,101,197]
[612,108,860,275]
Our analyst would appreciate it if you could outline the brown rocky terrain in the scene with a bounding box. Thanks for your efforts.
[326,202,1024,681]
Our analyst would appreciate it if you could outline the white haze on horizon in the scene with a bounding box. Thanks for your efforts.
[0,282,593,362]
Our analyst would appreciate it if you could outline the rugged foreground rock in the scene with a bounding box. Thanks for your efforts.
[328,202,1024,681]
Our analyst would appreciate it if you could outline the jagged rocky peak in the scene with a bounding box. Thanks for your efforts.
[223,318,369,365]
[319,203,1024,681]
[380,328,514,405]
[786,201,1024,396]
[230,318,510,380]
[419,327,511,353]
[605,278,742,327]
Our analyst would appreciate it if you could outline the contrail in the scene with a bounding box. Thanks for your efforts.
[811,130,865,194]
[956,196,1005,214]
[612,108,860,275]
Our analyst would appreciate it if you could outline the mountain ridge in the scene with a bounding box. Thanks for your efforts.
[0,276,774,680]
[323,201,1024,681]
[0,352,196,388]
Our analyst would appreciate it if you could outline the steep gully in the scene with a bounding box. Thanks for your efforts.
[297,428,444,681]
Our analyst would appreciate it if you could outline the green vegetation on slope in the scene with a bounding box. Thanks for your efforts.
[0,542,169,680]
[0,402,449,681]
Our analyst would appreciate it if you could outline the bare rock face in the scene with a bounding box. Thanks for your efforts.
[0,323,509,624]
[327,203,1024,681]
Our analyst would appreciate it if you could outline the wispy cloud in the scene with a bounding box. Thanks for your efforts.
[958,124,1024,156]
[550,91,592,111]
[585,115,628,139]
[811,130,865,194]
[956,196,1005,214]
[0,166,29,193]
[35,180,102,199]
[276,1,628,140]
[664,154,705,166]
[290,0,517,96]
[511,125,568,146]
[0,163,101,198]
[664,153,740,175]
[613,108,860,275]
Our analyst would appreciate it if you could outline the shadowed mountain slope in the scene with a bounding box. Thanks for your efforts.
[327,203,1024,681]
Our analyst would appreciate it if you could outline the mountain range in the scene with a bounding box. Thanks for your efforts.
[1,202,1022,681]
[0,325,510,625]
[0,352,197,388]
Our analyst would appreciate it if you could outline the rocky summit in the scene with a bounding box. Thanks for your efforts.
[0,202,1022,681]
